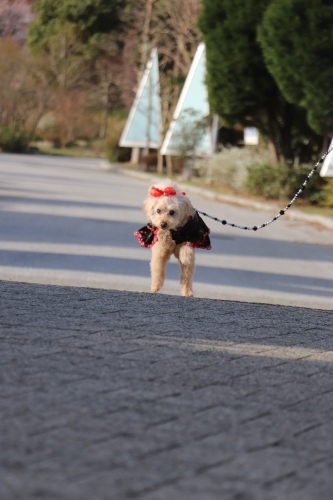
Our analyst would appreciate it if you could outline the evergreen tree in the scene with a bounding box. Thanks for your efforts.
[28,0,125,48]
[198,0,320,163]
[258,0,333,147]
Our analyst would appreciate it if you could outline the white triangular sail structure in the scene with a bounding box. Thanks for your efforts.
[161,43,212,157]
[119,48,161,149]
[320,138,333,177]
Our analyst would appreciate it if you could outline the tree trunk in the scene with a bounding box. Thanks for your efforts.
[279,102,293,164]
[183,156,194,180]
[321,132,331,156]
[157,149,163,174]
[99,98,109,139]
[166,155,173,176]
[140,0,155,78]
[267,113,279,165]
[61,33,68,91]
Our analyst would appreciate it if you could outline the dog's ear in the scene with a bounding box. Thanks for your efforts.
[178,195,194,225]
[142,195,154,219]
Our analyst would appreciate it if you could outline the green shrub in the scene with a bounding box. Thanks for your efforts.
[197,148,271,191]
[245,162,328,204]
[284,164,327,204]
[245,162,288,199]
[0,126,30,153]
[321,178,333,208]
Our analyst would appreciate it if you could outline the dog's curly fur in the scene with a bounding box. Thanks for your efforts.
[142,180,196,297]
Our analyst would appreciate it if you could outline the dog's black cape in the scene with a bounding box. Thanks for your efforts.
[135,211,211,249]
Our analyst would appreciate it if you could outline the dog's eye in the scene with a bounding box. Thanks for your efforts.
[157,209,161,214]
[169,210,175,216]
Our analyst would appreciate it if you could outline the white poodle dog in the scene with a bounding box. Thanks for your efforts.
[134,180,211,297]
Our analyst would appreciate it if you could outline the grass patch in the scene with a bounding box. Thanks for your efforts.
[35,146,105,158]
[296,206,333,219]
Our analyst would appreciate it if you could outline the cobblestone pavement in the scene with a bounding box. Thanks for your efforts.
[1,281,333,500]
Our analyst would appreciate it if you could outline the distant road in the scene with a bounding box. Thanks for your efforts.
[0,153,332,309]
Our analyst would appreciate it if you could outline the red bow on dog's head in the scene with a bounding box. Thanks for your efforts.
[150,186,186,197]
[150,186,176,197]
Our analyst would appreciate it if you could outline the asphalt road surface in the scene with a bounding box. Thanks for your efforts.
[0,153,332,309]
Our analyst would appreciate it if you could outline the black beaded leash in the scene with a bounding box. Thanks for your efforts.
[196,148,332,231]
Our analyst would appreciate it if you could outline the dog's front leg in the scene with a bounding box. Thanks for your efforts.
[150,242,172,293]
[175,244,195,297]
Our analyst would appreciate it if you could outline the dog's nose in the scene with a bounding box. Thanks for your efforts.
[160,222,167,229]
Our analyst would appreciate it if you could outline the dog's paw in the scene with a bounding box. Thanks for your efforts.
[181,290,193,297]
[151,284,161,293]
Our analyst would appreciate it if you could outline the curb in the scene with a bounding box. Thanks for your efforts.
[100,161,333,231]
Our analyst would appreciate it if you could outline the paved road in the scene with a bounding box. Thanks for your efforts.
[0,153,332,309]
[1,281,333,499]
